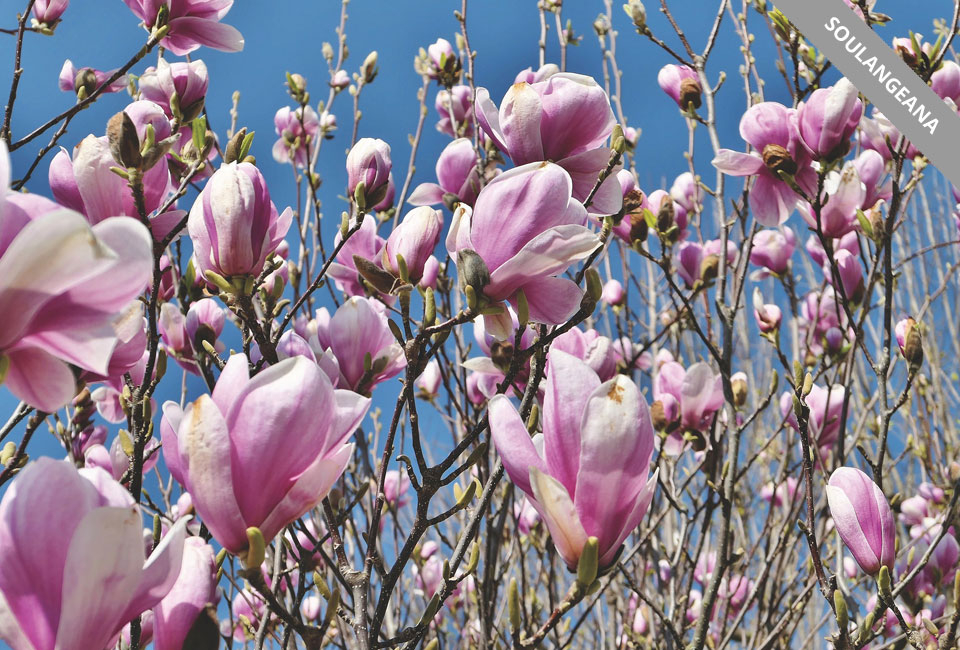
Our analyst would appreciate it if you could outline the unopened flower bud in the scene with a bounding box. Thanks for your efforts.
[699,254,720,283]
[457,249,491,300]
[107,111,142,169]
[361,51,379,84]
[75,68,98,99]
[679,77,703,110]
[623,0,646,30]
[732,372,748,407]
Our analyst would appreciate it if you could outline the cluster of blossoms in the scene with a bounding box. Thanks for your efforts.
[0,0,959,648]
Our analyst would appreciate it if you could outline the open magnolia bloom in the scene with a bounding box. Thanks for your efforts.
[0,207,152,410]
[489,349,658,570]
[446,161,599,326]
[0,459,187,650]
[475,72,623,214]
[161,353,369,556]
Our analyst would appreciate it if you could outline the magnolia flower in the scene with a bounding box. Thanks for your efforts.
[408,138,483,208]
[0,179,152,410]
[327,214,386,297]
[313,297,406,393]
[601,279,625,306]
[49,104,183,239]
[657,64,701,109]
[272,105,320,168]
[139,59,209,122]
[161,353,369,554]
[712,102,816,226]
[0,459,187,650]
[826,467,895,575]
[749,227,796,275]
[32,0,68,26]
[799,161,865,238]
[435,85,474,138]
[187,161,292,279]
[382,207,443,283]
[489,349,658,569]
[476,73,622,214]
[347,138,392,207]
[551,327,618,381]
[753,289,782,333]
[122,0,244,56]
[58,60,127,95]
[797,78,863,160]
[446,162,599,325]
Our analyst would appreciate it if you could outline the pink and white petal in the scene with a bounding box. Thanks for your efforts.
[406,183,447,207]
[474,88,508,152]
[179,395,248,554]
[0,589,35,650]
[529,467,588,569]
[56,506,145,649]
[712,150,764,177]
[323,390,371,456]
[749,174,792,227]
[542,349,599,494]
[485,225,597,300]
[488,395,546,496]
[163,17,244,55]
[574,376,654,544]
[257,443,353,544]
[2,347,78,412]
[499,83,545,164]
[599,469,658,567]
[119,516,189,625]
[558,148,622,215]
[513,276,584,325]
[0,210,117,347]
[211,352,250,413]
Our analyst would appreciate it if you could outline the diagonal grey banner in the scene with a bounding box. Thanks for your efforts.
[774,0,960,188]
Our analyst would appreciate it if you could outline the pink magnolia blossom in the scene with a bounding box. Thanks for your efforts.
[139,58,208,121]
[826,467,895,575]
[489,349,658,569]
[932,60,960,102]
[272,105,320,168]
[601,279,625,306]
[0,165,152,411]
[657,64,701,109]
[382,207,443,283]
[797,78,863,160]
[327,214,386,297]
[712,102,816,226]
[749,227,796,275]
[161,353,369,554]
[753,289,782,333]
[799,161,865,238]
[383,470,411,508]
[446,162,599,325]
[551,327,618,381]
[854,149,892,210]
[435,85,474,138]
[32,0,68,25]
[122,0,244,56]
[416,360,442,397]
[187,161,292,279]
[58,60,127,95]
[0,458,186,650]
[346,138,393,207]
[408,138,483,208]
[476,73,622,214]
[48,102,184,239]
[313,296,407,393]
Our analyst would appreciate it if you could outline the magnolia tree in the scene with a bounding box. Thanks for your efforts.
[1,0,960,648]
